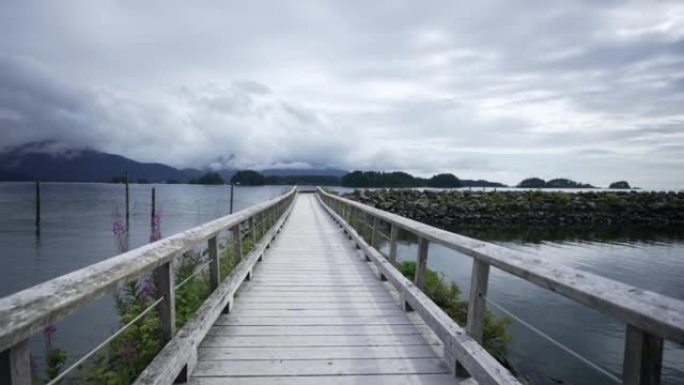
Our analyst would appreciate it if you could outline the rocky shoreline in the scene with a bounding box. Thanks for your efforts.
[346,189,684,226]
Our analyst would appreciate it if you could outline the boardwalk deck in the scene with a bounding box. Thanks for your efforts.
[191,194,460,385]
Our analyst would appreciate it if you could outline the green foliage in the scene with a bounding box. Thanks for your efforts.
[175,252,210,328]
[609,180,631,189]
[76,280,162,385]
[189,172,225,185]
[398,261,512,361]
[45,347,67,383]
[427,173,462,188]
[518,177,594,189]
[518,177,546,188]
[231,170,265,185]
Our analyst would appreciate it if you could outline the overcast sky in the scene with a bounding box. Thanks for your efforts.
[1,1,683,187]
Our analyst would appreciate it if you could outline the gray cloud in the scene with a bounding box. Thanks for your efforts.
[0,0,683,188]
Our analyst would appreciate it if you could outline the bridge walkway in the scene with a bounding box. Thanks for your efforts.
[190,194,458,385]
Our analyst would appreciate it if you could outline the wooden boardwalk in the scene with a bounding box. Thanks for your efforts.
[191,194,458,384]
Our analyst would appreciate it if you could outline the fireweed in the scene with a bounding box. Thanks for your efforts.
[75,206,254,384]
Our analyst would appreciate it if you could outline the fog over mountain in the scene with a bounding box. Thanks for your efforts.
[1,1,683,188]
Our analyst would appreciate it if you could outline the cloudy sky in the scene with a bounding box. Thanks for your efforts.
[1,1,683,188]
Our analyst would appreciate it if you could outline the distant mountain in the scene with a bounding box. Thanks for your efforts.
[0,142,202,182]
[0,142,349,183]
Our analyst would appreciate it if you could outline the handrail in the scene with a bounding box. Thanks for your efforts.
[316,192,520,385]
[0,187,296,383]
[317,187,684,384]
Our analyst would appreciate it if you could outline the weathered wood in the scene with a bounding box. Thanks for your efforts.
[133,192,296,385]
[415,238,429,290]
[201,334,435,348]
[208,237,219,290]
[623,324,663,385]
[198,345,439,360]
[206,324,428,336]
[466,260,490,343]
[317,192,521,385]
[151,187,156,227]
[317,188,684,344]
[154,261,176,341]
[371,217,380,247]
[0,339,31,385]
[248,217,256,242]
[193,357,449,377]
[389,224,399,263]
[229,183,234,214]
[191,373,459,385]
[232,224,242,263]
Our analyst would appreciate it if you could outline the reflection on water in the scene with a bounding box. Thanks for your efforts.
[379,222,684,385]
[445,223,684,245]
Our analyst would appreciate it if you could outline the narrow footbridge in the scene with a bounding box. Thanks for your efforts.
[1,188,683,385]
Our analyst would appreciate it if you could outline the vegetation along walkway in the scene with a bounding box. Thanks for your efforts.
[191,194,460,385]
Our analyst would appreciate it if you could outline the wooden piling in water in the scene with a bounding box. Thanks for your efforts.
[151,187,156,227]
[34,181,40,228]
[230,183,234,214]
[125,172,130,224]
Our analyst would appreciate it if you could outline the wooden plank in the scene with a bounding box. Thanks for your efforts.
[228,309,408,317]
[214,315,416,326]
[0,188,296,352]
[200,334,436,348]
[205,324,429,336]
[191,373,459,385]
[231,301,402,310]
[318,188,684,344]
[192,357,450,377]
[198,345,439,360]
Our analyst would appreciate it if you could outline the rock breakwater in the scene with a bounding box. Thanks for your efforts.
[346,189,684,226]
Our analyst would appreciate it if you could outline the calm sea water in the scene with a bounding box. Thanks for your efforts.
[0,183,682,384]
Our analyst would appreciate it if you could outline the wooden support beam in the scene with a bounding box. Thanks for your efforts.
[371,217,379,248]
[208,236,220,290]
[466,260,490,342]
[389,224,399,264]
[623,324,663,385]
[154,261,176,341]
[233,224,243,263]
[414,238,429,290]
[0,339,30,385]
[249,217,256,243]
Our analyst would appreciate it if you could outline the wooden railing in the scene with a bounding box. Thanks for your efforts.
[317,188,684,385]
[0,187,297,385]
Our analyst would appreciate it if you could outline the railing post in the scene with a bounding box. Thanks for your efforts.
[389,224,399,264]
[249,216,256,243]
[208,236,220,290]
[0,339,31,385]
[623,324,663,385]
[466,260,490,342]
[233,224,243,263]
[371,217,379,248]
[415,238,429,290]
[154,260,176,341]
